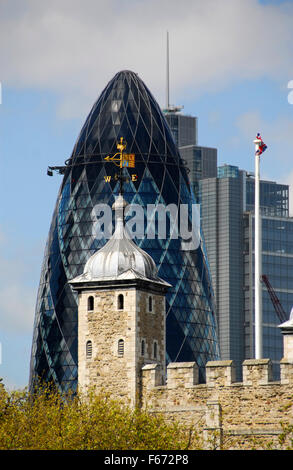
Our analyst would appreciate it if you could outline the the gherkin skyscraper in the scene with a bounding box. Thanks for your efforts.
[29,70,220,392]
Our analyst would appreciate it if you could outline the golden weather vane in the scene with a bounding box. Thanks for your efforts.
[104,137,137,194]
[104,137,135,168]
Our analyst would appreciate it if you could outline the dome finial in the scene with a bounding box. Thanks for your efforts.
[111,193,128,240]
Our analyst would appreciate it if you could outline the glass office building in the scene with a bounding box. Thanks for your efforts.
[200,173,245,378]
[164,112,198,148]
[244,214,293,378]
[164,111,217,201]
[200,165,292,379]
[246,178,289,217]
[180,146,217,201]
[29,70,220,392]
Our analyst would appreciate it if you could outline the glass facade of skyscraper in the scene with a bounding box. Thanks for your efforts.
[244,214,293,378]
[246,179,289,217]
[181,146,217,200]
[164,112,217,201]
[29,71,220,392]
[200,174,245,378]
[200,165,292,379]
[164,113,198,148]
[217,164,239,179]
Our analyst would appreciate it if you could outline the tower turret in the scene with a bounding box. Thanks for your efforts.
[69,194,170,407]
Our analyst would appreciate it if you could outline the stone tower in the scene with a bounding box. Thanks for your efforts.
[69,195,170,407]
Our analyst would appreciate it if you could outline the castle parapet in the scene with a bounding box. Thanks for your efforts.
[206,360,236,387]
[280,359,293,384]
[141,363,164,389]
[242,359,273,385]
[142,356,293,393]
[167,362,199,388]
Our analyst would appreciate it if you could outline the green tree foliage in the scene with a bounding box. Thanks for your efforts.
[278,422,293,450]
[0,380,199,450]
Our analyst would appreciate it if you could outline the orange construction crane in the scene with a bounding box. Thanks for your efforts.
[261,274,288,324]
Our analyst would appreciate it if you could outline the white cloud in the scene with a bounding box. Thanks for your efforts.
[236,111,293,145]
[1,0,293,117]
[235,111,293,171]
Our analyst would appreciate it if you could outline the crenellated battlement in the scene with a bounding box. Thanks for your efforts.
[142,358,293,389]
[141,357,293,449]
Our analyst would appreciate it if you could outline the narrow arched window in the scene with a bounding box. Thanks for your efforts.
[148,296,153,312]
[86,340,92,359]
[118,339,124,357]
[141,339,145,357]
[153,341,158,360]
[88,296,94,311]
[118,294,124,310]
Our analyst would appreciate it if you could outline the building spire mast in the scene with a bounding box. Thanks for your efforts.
[166,31,170,110]
[163,32,183,114]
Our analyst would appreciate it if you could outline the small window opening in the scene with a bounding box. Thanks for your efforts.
[141,339,145,356]
[118,294,124,310]
[153,341,158,359]
[148,296,153,312]
[88,296,94,311]
[86,340,92,359]
[118,339,124,357]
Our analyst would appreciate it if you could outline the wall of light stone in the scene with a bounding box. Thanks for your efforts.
[78,287,166,407]
[141,359,293,449]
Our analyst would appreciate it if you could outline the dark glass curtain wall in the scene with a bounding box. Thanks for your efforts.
[29,71,220,392]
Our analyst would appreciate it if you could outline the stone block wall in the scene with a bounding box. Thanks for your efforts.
[78,286,166,407]
[78,288,138,405]
[141,359,293,449]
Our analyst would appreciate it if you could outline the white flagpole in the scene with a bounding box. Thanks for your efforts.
[254,136,262,359]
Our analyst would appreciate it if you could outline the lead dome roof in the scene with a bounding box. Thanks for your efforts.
[69,195,170,287]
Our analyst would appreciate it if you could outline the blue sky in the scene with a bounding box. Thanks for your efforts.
[1,0,293,389]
